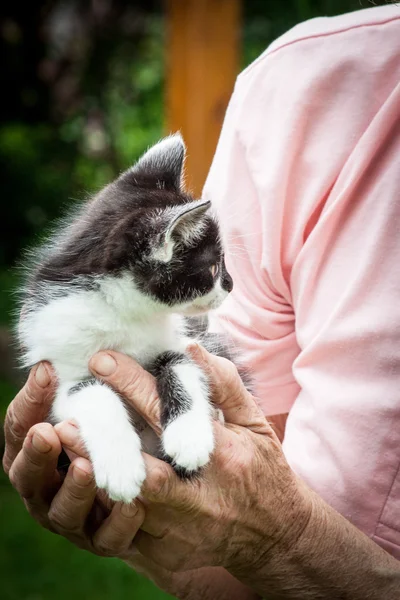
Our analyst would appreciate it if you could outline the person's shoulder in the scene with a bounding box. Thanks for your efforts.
[238,4,400,83]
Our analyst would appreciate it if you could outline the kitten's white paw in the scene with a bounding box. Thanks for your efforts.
[162,412,214,472]
[92,438,146,503]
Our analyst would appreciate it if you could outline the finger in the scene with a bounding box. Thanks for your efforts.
[3,362,56,473]
[89,352,162,434]
[92,500,145,557]
[54,421,90,459]
[9,422,61,527]
[187,343,271,435]
[140,453,194,509]
[48,458,96,541]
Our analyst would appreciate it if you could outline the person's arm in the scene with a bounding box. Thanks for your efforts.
[204,13,400,558]
[4,350,400,600]
[230,487,400,599]
[126,560,260,600]
[84,347,400,600]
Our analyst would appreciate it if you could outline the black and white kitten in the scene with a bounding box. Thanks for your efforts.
[18,134,236,503]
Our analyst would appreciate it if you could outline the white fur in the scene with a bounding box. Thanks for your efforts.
[19,274,187,380]
[19,271,227,501]
[54,382,145,502]
[130,133,186,190]
[163,363,214,470]
[179,280,228,316]
[152,199,211,263]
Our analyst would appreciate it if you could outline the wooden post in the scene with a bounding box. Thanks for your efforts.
[165,0,241,197]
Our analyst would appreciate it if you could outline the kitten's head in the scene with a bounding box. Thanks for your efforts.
[38,134,232,316]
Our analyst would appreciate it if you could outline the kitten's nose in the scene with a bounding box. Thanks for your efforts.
[222,271,233,293]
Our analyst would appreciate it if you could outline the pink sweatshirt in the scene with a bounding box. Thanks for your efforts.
[205,5,400,558]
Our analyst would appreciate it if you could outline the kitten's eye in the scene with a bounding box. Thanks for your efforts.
[210,264,219,278]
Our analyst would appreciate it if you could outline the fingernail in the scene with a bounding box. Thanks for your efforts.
[35,363,51,388]
[55,421,79,446]
[73,464,92,486]
[32,432,52,453]
[90,353,117,376]
[121,502,139,517]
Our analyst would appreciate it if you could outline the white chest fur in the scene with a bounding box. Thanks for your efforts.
[19,273,215,503]
[19,274,188,381]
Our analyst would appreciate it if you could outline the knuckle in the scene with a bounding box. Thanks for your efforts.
[7,458,38,500]
[214,357,240,391]
[8,463,18,489]
[47,505,60,527]
[94,539,116,557]
[146,393,162,431]
[64,477,94,503]
[23,443,48,470]
[2,457,9,476]
[2,450,12,476]
[218,355,237,377]
[147,464,171,500]
[48,506,78,534]
[5,404,25,440]
[225,361,241,389]
[65,487,87,504]
[23,383,44,409]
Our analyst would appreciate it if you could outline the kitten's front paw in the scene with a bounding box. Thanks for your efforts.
[92,439,146,503]
[162,413,214,474]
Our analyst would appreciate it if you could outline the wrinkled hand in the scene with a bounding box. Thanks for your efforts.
[2,363,144,559]
[3,346,311,584]
[78,344,310,574]
[2,354,269,597]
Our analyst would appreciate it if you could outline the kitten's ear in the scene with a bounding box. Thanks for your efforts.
[130,133,186,191]
[154,199,212,262]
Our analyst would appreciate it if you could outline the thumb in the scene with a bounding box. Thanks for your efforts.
[89,351,162,435]
[187,343,271,435]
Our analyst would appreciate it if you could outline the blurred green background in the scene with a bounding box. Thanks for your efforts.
[0,1,370,598]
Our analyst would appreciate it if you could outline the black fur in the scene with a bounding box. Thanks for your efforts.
[20,135,251,484]
[68,378,97,395]
[150,351,193,426]
[24,138,232,309]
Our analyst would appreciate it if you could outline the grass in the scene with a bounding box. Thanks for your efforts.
[0,378,174,600]
[0,467,175,600]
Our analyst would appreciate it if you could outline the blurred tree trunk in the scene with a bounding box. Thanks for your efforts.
[165,0,241,197]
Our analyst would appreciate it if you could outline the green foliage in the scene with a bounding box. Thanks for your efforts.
[0,7,169,598]
[0,467,173,600]
[0,11,164,271]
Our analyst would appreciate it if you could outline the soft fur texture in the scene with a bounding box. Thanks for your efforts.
[17,134,239,503]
